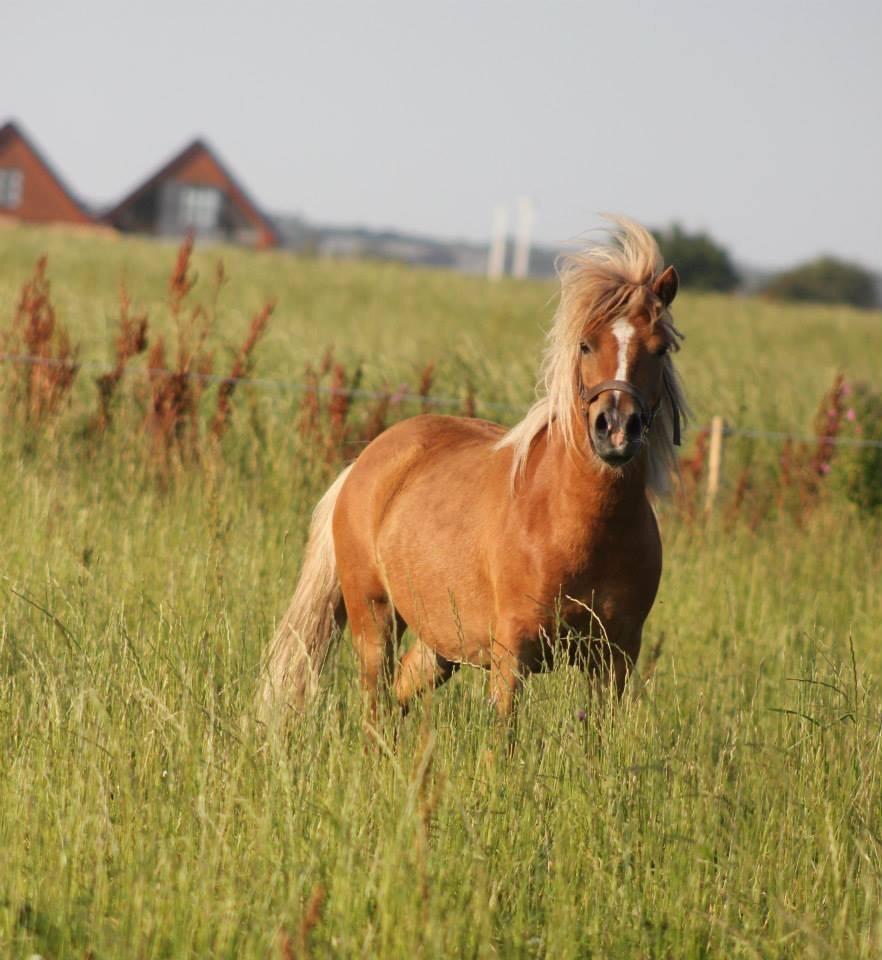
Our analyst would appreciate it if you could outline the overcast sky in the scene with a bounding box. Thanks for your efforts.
[4,0,881,270]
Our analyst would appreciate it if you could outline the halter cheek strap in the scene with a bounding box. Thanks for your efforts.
[579,379,681,446]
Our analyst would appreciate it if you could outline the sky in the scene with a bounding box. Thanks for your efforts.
[4,0,881,270]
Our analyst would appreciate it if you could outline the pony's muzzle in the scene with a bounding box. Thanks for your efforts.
[590,404,643,466]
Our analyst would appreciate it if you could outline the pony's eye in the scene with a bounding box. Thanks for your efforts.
[580,342,591,355]
[655,344,670,357]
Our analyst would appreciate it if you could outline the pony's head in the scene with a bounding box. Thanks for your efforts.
[497,216,689,494]
[578,261,680,467]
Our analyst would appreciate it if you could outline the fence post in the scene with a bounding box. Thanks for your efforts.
[487,205,508,281]
[704,415,725,516]
[512,196,534,279]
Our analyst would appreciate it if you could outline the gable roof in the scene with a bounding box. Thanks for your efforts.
[102,137,278,247]
[0,120,93,224]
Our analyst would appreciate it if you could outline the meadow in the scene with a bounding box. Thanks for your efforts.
[1,225,881,958]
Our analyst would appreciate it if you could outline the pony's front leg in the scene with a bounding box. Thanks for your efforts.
[489,625,534,721]
[490,653,521,720]
[489,626,540,757]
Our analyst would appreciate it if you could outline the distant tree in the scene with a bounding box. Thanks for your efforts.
[653,223,740,292]
[762,256,878,310]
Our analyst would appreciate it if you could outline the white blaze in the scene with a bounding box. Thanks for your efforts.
[611,318,634,405]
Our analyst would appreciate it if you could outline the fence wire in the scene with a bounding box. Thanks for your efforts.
[2,350,881,450]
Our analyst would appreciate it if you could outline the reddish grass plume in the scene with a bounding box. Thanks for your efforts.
[2,255,79,425]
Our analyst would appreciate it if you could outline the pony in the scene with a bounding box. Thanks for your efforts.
[260,217,687,725]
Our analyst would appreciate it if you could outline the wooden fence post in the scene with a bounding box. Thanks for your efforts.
[704,415,725,516]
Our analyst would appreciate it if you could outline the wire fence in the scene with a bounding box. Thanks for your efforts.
[724,426,882,450]
[0,350,518,414]
[2,349,881,450]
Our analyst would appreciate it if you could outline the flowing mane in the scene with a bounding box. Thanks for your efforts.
[496,216,689,496]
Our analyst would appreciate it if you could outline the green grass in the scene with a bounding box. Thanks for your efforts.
[1,226,881,958]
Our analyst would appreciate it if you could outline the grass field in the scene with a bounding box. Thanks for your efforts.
[1,225,881,958]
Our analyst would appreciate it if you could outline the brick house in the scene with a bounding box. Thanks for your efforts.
[103,138,278,248]
[0,120,93,227]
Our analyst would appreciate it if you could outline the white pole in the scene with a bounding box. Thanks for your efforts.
[512,196,534,279]
[487,205,508,281]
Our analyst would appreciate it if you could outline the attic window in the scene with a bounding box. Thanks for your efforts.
[178,185,222,232]
[0,168,24,209]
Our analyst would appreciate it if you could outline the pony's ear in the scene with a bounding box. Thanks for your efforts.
[653,265,679,307]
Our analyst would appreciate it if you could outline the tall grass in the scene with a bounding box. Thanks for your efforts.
[1,226,881,958]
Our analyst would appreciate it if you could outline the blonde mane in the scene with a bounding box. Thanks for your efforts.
[496,216,689,496]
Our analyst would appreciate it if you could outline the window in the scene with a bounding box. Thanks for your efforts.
[0,168,24,209]
[178,185,222,232]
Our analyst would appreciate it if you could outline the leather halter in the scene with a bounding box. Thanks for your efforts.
[579,378,682,446]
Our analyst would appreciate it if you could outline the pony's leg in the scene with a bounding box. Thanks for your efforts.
[487,633,528,758]
[394,639,458,712]
[347,596,399,720]
[489,633,525,721]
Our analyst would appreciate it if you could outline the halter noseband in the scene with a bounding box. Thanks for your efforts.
[579,379,681,446]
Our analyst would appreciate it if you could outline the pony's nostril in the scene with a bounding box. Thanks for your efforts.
[595,411,609,436]
[625,412,642,441]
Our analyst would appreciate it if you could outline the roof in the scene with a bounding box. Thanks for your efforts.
[101,137,279,246]
[0,119,92,221]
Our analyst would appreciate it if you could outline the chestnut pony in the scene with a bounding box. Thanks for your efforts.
[260,218,687,724]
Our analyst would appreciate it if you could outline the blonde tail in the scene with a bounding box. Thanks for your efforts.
[259,465,353,721]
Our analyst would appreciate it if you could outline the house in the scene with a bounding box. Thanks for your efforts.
[103,138,278,248]
[0,120,93,227]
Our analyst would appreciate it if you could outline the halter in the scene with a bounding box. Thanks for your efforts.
[579,379,681,446]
